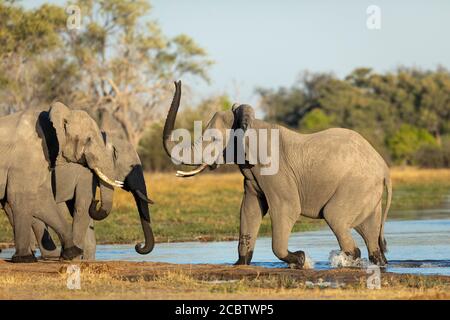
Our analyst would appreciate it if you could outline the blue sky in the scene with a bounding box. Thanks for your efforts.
[25,0,450,105]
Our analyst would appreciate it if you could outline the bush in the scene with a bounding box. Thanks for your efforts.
[387,124,438,165]
[298,109,334,133]
[414,145,445,168]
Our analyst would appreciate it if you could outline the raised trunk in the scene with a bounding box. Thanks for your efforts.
[163,81,206,166]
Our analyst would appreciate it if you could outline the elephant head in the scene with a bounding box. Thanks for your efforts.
[163,81,255,177]
[50,102,121,186]
[89,110,155,255]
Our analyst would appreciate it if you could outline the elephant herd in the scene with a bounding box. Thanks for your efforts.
[0,81,392,268]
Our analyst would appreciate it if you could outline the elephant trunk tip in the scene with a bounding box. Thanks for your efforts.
[89,200,110,221]
[135,218,155,255]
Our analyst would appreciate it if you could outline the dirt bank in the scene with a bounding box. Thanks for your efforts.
[0,259,449,299]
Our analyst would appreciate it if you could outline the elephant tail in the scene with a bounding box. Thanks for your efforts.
[379,172,392,253]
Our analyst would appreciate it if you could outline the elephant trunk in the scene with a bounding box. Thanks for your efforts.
[89,181,114,220]
[124,165,155,254]
[133,193,155,254]
[163,81,209,173]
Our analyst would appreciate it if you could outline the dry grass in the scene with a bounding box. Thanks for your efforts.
[0,261,448,300]
[391,167,450,185]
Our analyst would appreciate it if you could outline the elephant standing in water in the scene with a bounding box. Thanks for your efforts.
[0,103,154,262]
[0,102,119,262]
[4,109,155,260]
[163,81,392,268]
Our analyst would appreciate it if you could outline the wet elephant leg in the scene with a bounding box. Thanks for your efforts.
[235,182,268,265]
[324,205,361,260]
[270,205,304,269]
[355,202,386,266]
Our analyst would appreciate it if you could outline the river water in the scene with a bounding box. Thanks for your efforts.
[4,216,448,276]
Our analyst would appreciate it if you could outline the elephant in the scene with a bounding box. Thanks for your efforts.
[0,102,121,262]
[162,81,392,268]
[3,109,155,260]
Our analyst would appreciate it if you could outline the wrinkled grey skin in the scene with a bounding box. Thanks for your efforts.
[19,110,155,260]
[163,81,392,268]
[0,102,118,263]
[3,164,98,259]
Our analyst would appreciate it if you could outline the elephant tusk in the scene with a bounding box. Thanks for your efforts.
[93,168,124,188]
[176,163,208,178]
[136,190,155,204]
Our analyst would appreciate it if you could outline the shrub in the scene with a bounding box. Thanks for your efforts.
[387,124,437,165]
[414,145,445,168]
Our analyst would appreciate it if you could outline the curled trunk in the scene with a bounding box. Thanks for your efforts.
[89,180,114,221]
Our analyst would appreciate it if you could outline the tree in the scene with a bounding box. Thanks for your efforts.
[0,0,213,146]
[387,124,437,164]
[0,2,68,114]
[257,67,450,166]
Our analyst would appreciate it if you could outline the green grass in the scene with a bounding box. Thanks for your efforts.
[0,169,449,244]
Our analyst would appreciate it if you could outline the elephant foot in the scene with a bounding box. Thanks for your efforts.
[369,250,387,267]
[282,250,305,269]
[61,246,83,261]
[12,254,37,263]
[234,251,253,265]
[344,247,361,260]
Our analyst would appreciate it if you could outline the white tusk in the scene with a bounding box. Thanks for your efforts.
[176,164,208,178]
[93,168,123,188]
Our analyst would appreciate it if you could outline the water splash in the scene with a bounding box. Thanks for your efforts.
[303,253,315,269]
[328,250,369,268]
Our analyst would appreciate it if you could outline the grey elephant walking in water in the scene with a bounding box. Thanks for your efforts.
[163,81,392,268]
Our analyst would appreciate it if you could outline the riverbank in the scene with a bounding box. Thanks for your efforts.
[0,168,449,245]
[0,260,448,299]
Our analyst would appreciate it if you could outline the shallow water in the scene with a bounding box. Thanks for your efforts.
[3,218,448,276]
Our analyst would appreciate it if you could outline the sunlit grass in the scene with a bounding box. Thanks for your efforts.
[0,263,448,300]
[0,168,449,245]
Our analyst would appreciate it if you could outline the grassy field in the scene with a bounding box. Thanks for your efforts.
[0,260,448,299]
[0,167,449,245]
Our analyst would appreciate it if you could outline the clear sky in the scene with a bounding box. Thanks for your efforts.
[25,0,450,105]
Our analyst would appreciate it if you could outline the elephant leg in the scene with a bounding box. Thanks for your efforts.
[355,202,386,266]
[271,210,304,269]
[83,220,96,260]
[10,208,36,263]
[324,205,361,260]
[34,198,81,260]
[71,194,92,252]
[235,182,268,265]
[31,218,60,260]
[267,192,304,268]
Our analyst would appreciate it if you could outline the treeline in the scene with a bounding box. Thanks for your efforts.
[257,68,450,167]
[1,2,449,170]
[139,67,450,170]
[0,0,211,146]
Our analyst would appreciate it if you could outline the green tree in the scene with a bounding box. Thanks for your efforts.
[0,0,213,146]
[387,124,437,164]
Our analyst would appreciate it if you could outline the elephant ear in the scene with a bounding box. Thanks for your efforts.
[232,104,256,163]
[49,102,71,160]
